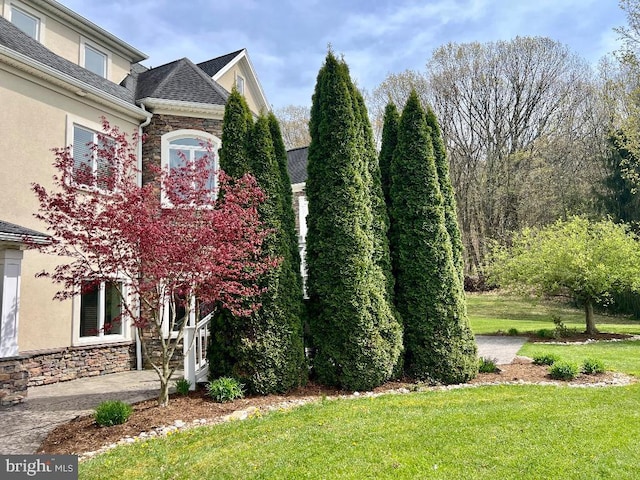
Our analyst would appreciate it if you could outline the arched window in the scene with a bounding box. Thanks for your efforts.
[160,129,221,205]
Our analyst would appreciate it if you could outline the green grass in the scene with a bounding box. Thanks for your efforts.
[80,384,640,479]
[520,340,640,377]
[468,292,640,335]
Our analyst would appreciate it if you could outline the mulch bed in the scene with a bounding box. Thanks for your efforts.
[39,350,635,457]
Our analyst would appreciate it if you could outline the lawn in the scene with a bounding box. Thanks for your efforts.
[467,292,640,336]
[80,384,640,479]
[79,293,640,479]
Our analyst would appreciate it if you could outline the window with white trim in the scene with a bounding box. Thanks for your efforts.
[236,74,245,94]
[160,130,221,206]
[9,2,43,41]
[78,281,125,339]
[80,38,109,78]
[298,195,309,298]
[72,124,116,191]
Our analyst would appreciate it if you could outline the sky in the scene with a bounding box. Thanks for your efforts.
[60,0,628,111]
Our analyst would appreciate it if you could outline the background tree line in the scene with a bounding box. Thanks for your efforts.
[278,29,640,279]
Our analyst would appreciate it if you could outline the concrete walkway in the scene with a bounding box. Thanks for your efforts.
[1,336,526,455]
[0,369,177,455]
[476,335,527,365]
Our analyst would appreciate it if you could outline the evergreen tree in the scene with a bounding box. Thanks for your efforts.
[390,90,477,383]
[426,107,465,282]
[306,52,402,390]
[235,115,305,393]
[379,102,400,211]
[208,88,254,383]
[218,88,253,177]
[350,83,397,304]
[597,134,640,229]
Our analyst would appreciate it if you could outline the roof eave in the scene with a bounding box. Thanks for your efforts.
[138,97,225,119]
[0,45,150,121]
[32,0,148,63]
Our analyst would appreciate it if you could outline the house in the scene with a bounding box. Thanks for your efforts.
[0,0,269,405]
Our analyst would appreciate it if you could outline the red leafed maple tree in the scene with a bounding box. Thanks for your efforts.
[32,120,275,406]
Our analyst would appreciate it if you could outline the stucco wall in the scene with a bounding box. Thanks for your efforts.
[0,67,140,352]
[217,63,264,115]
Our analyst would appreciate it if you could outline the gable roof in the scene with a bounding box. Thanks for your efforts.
[0,17,137,105]
[0,220,50,245]
[287,146,308,185]
[197,49,244,77]
[135,58,229,105]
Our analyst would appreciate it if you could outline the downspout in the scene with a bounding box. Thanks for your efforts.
[135,102,152,371]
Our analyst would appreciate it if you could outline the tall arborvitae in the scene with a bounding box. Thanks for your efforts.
[268,111,307,390]
[268,112,303,285]
[390,90,477,383]
[224,115,304,394]
[349,83,397,305]
[208,88,253,382]
[218,88,253,177]
[306,52,402,390]
[379,102,400,212]
[426,107,464,282]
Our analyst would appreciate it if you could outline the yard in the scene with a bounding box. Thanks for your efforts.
[74,292,640,479]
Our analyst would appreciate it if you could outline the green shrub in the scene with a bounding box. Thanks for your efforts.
[507,328,519,336]
[532,353,561,366]
[175,378,191,396]
[581,358,606,375]
[549,361,579,380]
[208,377,244,403]
[478,357,499,373]
[94,400,133,427]
[536,328,555,339]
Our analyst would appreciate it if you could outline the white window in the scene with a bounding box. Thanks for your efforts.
[160,130,221,206]
[10,4,39,39]
[72,124,116,191]
[80,38,109,78]
[73,280,130,345]
[235,74,245,94]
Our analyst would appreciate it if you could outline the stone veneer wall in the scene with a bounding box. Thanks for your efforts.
[0,356,28,406]
[140,113,223,369]
[142,113,224,185]
[141,337,184,370]
[23,342,136,387]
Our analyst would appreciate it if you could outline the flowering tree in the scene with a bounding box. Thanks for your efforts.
[32,120,274,406]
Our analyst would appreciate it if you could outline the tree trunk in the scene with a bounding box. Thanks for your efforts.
[584,300,598,335]
[157,356,172,407]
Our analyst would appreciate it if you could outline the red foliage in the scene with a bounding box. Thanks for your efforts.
[32,120,276,398]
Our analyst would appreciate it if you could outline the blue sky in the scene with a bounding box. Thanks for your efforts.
[60,0,627,110]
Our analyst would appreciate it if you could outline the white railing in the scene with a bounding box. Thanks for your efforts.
[183,311,212,390]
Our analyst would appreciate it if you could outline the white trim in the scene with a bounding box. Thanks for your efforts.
[292,182,306,193]
[26,0,147,62]
[0,248,23,357]
[7,1,45,43]
[71,279,132,347]
[0,44,150,120]
[79,36,110,79]
[235,72,245,94]
[66,115,119,193]
[160,129,221,207]
[137,97,225,119]
[211,49,270,112]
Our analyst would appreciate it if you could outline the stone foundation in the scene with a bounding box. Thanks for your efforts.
[0,356,28,406]
[142,336,184,370]
[23,342,136,387]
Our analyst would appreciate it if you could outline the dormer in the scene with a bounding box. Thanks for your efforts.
[1,0,146,84]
